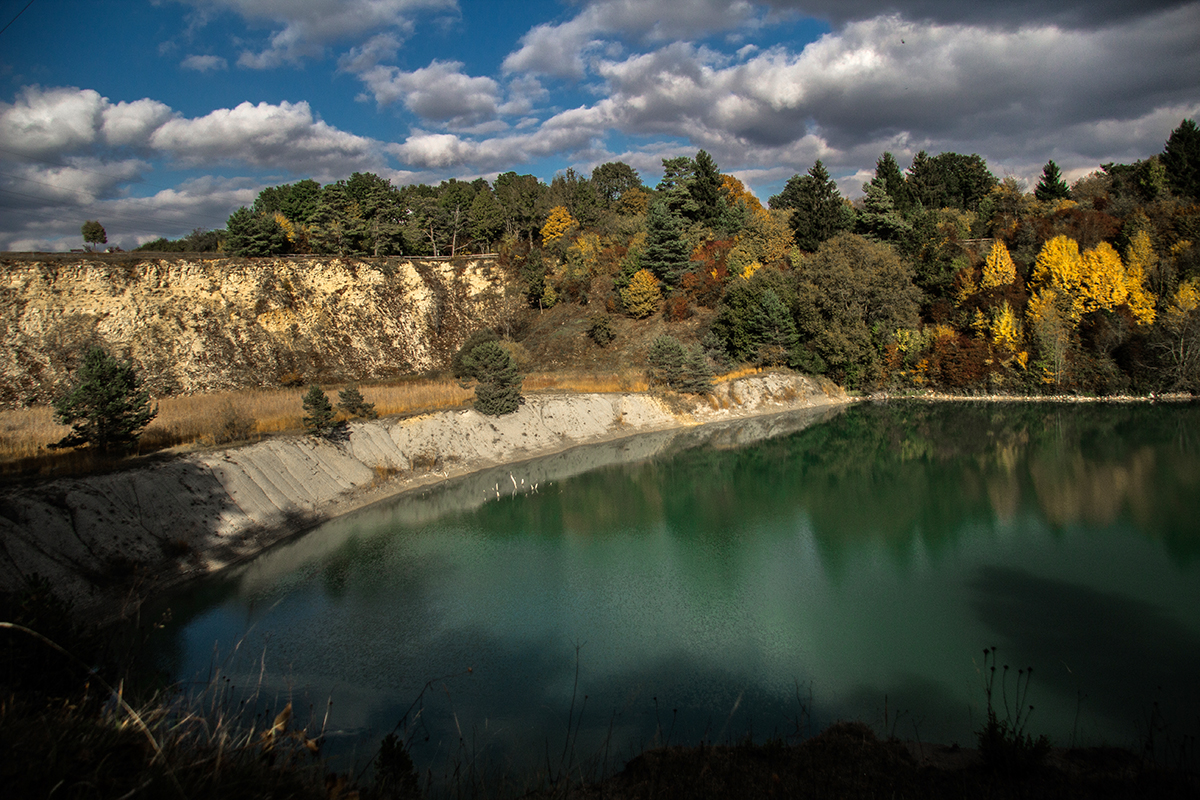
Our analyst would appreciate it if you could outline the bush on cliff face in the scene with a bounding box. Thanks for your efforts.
[53,347,157,452]
[460,341,523,416]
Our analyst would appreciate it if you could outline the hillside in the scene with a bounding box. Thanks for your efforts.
[0,253,513,408]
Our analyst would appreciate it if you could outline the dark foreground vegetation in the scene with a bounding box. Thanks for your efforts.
[3,576,1196,799]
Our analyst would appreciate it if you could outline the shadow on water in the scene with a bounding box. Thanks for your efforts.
[970,565,1200,748]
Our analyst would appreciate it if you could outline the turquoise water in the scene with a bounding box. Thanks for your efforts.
[145,401,1200,774]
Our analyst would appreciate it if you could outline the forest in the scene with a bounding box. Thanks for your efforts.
[140,119,1200,395]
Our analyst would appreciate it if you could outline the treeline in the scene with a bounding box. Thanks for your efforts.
[157,119,1200,394]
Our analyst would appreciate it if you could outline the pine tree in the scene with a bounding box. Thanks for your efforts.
[1162,118,1200,200]
[337,384,376,419]
[302,385,335,434]
[53,346,156,452]
[1035,160,1071,202]
[641,202,691,288]
[647,335,687,387]
[464,341,523,415]
[689,149,723,225]
[775,161,851,252]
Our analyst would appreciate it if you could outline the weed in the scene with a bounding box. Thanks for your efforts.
[975,646,1051,773]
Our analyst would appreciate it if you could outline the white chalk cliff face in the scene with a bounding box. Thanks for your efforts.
[0,255,511,407]
[0,375,848,620]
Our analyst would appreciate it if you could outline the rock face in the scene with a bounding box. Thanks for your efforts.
[0,254,512,407]
[0,375,847,619]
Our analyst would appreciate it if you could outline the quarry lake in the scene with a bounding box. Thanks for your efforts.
[144,400,1200,776]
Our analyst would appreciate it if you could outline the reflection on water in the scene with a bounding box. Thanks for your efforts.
[144,401,1200,775]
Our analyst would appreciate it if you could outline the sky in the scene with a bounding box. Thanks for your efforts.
[1,0,1198,251]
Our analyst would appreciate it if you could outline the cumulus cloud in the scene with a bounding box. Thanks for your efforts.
[761,0,1195,29]
[503,0,763,78]
[356,60,501,128]
[561,6,1200,178]
[177,0,458,68]
[150,100,384,176]
[181,54,229,71]
[0,175,260,252]
[0,86,401,249]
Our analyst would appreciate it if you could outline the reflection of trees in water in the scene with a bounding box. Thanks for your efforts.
[762,401,1200,567]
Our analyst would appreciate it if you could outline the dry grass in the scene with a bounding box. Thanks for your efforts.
[0,378,474,477]
[714,366,763,383]
[523,370,649,393]
[0,368,771,478]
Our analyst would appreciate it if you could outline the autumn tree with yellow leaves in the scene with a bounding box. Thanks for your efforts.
[541,205,577,247]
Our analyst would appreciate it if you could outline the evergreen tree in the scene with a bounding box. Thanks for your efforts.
[337,384,376,420]
[54,346,157,451]
[641,201,691,288]
[468,186,505,252]
[657,156,698,218]
[855,180,911,244]
[906,151,998,211]
[591,161,642,208]
[647,335,687,387]
[689,149,723,225]
[226,206,289,256]
[302,385,335,434]
[1035,160,1071,202]
[873,152,911,214]
[1162,118,1200,200]
[452,328,500,378]
[463,341,523,415]
[773,161,851,252]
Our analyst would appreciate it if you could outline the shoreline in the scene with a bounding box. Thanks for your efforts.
[0,373,849,622]
[868,390,1196,403]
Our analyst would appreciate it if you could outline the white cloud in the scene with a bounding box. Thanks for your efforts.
[0,86,107,156]
[503,0,763,78]
[356,60,500,128]
[761,0,1194,28]
[181,54,229,71]
[177,0,458,68]
[149,100,383,176]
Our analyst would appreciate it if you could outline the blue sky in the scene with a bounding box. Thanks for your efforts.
[1,0,1198,250]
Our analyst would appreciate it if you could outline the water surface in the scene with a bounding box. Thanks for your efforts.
[146,401,1200,773]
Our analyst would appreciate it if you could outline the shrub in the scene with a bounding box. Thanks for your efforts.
[53,346,157,452]
[588,313,615,347]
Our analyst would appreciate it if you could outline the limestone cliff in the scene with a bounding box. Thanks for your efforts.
[0,253,512,407]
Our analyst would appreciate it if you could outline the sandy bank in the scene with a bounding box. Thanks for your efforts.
[0,373,847,620]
